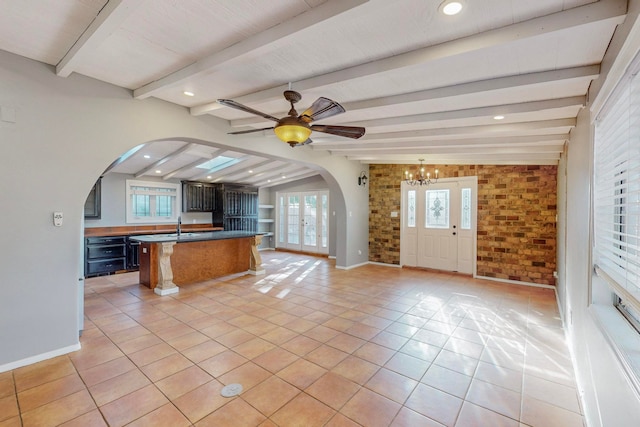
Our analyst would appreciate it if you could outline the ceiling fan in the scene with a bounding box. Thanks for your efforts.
[217,90,365,147]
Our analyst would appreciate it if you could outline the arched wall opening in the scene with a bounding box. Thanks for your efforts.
[81,136,351,256]
[0,50,368,370]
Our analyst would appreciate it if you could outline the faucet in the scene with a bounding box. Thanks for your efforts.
[177,216,182,237]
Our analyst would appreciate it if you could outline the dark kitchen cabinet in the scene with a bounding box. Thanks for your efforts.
[85,236,141,277]
[212,184,258,232]
[182,181,216,212]
[127,238,140,270]
[85,236,127,277]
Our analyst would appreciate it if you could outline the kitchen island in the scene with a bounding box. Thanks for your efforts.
[131,231,264,295]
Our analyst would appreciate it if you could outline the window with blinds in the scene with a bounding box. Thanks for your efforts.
[125,180,180,223]
[594,68,640,326]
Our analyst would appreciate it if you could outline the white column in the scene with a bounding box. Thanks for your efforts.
[154,241,179,295]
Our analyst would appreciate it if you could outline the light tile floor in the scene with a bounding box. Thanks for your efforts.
[0,252,585,426]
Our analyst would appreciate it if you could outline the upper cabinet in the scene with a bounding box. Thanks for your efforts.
[212,184,258,231]
[182,181,216,212]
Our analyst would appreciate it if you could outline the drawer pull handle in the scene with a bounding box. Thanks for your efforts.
[104,250,112,253]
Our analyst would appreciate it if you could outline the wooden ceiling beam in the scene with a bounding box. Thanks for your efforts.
[133,0,368,99]
[192,0,624,116]
[310,118,576,148]
[133,143,195,178]
[56,0,142,77]
[230,66,598,127]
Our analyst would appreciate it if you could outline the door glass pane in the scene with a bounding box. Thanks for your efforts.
[278,195,285,243]
[321,194,328,248]
[304,195,317,246]
[288,195,300,244]
[407,190,416,227]
[425,189,449,229]
[461,188,471,230]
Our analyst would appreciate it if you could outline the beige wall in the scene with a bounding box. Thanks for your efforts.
[368,164,557,286]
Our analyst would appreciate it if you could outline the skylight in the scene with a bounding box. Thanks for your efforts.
[196,156,241,172]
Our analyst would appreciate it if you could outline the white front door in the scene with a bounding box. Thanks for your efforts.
[401,178,477,274]
[277,190,329,254]
[418,183,459,271]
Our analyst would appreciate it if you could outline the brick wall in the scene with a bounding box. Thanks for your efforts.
[368,164,557,286]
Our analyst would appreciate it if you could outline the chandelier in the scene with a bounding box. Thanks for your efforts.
[404,159,439,186]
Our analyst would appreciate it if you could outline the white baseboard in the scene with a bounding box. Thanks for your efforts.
[336,261,369,270]
[0,342,81,373]
[475,275,556,290]
[368,261,402,268]
[336,261,402,270]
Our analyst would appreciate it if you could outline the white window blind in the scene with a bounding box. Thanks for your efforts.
[594,70,640,315]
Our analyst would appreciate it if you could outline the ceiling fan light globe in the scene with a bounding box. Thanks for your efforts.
[274,121,311,146]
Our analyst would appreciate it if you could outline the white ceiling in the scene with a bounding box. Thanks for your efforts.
[0,0,627,186]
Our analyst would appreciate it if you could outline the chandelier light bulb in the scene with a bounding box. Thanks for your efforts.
[404,159,440,186]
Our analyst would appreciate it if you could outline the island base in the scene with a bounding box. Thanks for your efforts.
[154,286,179,296]
[139,237,253,289]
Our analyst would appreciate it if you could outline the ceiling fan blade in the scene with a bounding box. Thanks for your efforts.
[300,97,345,123]
[311,124,365,139]
[217,99,280,122]
[228,126,274,135]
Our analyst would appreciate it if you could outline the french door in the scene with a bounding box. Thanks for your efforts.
[276,190,329,254]
[401,178,476,274]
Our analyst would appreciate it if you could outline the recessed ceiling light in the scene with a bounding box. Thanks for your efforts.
[281,175,286,179]
[267,180,271,183]
[143,155,150,159]
[155,170,161,174]
[493,115,505,120]
[248,170,253,173]
[440,0,463,16]
[207,175,212,179]
[183,91,195,97]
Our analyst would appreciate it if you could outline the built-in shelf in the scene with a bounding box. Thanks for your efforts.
[258,204,274,249]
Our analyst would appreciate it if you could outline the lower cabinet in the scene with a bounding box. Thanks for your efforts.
[85,236,127,277]
[84,236,144,277]
[127,238,140,270]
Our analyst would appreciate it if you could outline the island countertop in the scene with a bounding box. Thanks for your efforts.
[130,230,260,244]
